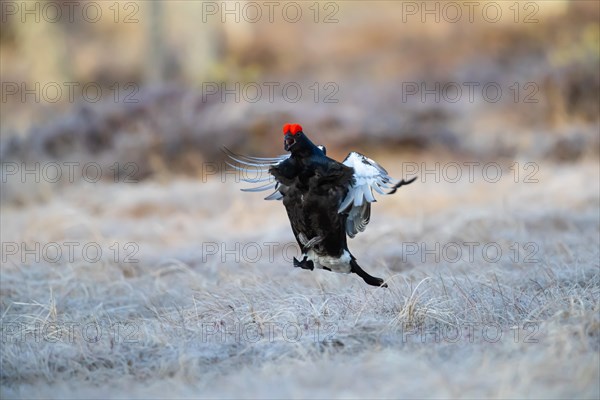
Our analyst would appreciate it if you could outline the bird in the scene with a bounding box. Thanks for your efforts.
[224,123,416,287]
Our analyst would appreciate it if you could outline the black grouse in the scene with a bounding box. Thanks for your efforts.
[224,123,416,287]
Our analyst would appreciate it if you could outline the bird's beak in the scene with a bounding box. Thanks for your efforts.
[284,134,296,151]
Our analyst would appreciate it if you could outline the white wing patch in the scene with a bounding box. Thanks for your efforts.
[339,152,416,238]
[222,147,289,200]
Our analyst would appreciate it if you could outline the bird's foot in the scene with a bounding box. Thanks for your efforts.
[293,256,314,270]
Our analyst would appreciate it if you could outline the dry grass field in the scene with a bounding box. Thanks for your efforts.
[1,154,598,399]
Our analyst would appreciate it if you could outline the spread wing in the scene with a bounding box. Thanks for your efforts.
[339,152,416,238]
[222,147,289,200]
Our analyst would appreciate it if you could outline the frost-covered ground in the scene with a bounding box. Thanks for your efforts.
[1,157,599,399]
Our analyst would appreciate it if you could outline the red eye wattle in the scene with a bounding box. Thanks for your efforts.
[283,123,302,135]
[290,124,303,135]
[282,123,292,135]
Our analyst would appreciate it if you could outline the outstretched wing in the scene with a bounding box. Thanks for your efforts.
[339,152,416,238]
[222,147,290,200]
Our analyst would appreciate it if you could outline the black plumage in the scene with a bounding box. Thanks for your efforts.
[225,123,416,287]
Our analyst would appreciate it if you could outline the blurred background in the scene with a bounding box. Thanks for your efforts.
[1,0,598,187]
[1,2,599,397]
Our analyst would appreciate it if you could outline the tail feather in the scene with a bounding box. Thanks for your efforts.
[350,259,387,288]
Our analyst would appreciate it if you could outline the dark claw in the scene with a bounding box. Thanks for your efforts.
[293,256,314,270]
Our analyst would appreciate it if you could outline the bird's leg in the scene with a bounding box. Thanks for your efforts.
[298,233,323,250]
[298,233,309,246]
[295,234,322,270]
[304,236,324,249]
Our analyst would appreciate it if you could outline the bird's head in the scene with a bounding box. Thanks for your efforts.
[282,123,303,151]
[283,123,318,155]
